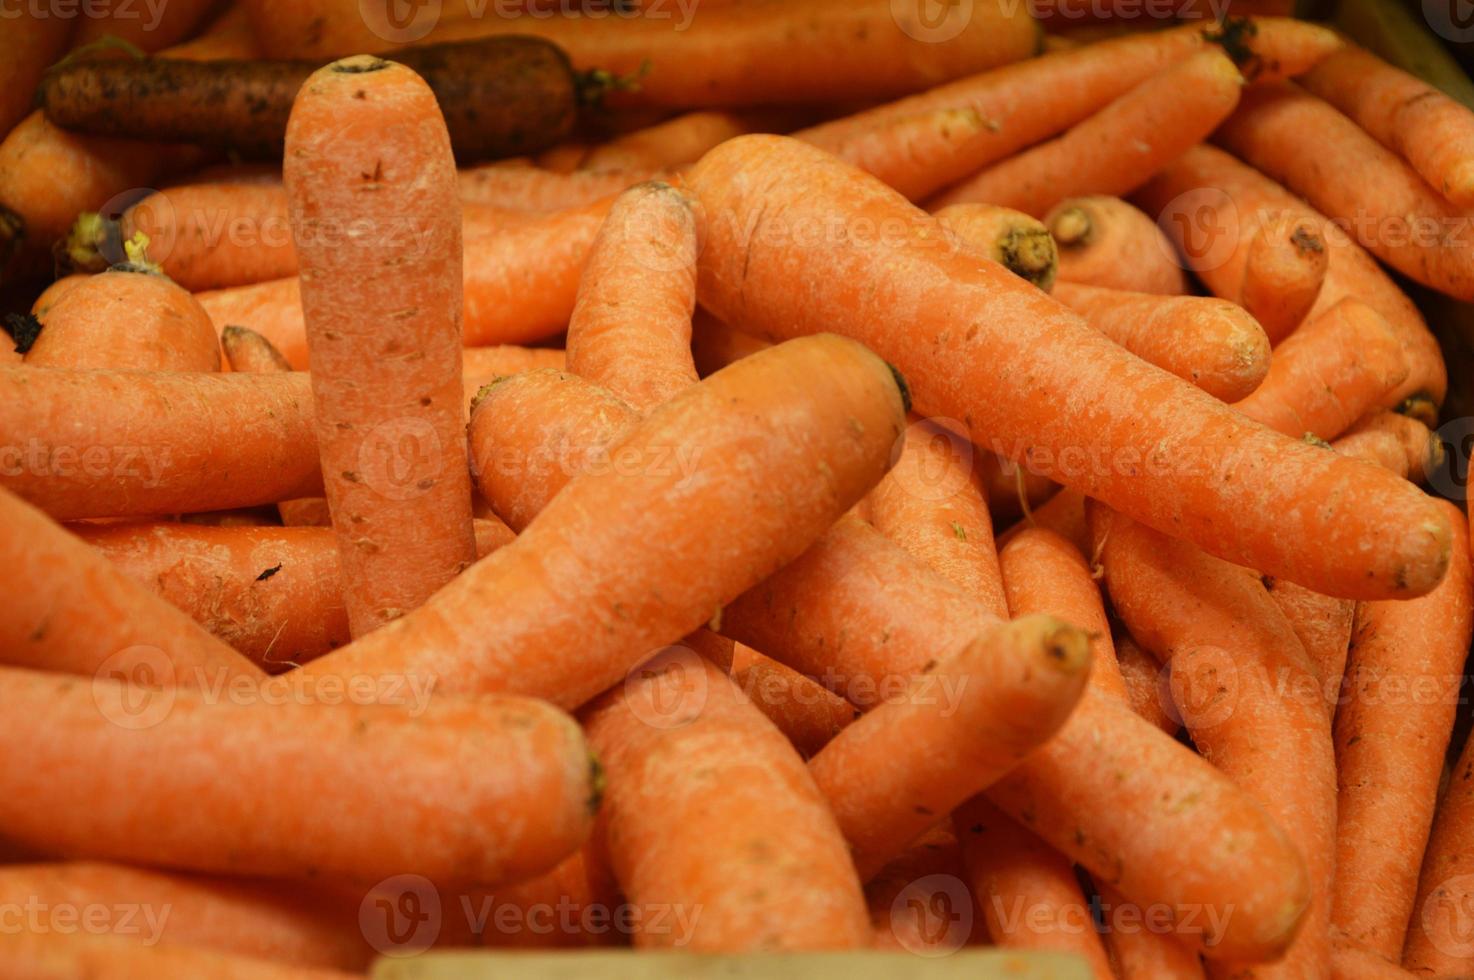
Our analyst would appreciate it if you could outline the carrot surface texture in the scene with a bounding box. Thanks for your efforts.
[1047,195,1188,295]
[686,134,1451,601]
[284,56,476,637]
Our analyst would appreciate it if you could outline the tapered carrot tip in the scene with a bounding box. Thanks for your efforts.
[1035,619,1092,676]
[1400,394,1440,428]
[1049,206,1091,247]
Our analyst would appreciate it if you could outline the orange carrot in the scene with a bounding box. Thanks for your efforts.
[810,616,1090,881]
[1216,83,1474,302]
[1052,281,1271,402]
[566,182,699,411]
[580,110,792,172]
[0,930,358,980]
[728,642,858,759]
[583,652,870,950]
[285,56,477,637]
[1264,576,1353,715]
[0,367,319,519]
[1113,630,1178,736]
[1334,500,1473,960]
[1301,45,1474,209]
[1234,297,1408,440]
[0,11,72,140]
[688,134,1452,600]
[197,277,309,367]
[222,324,293,373]
[1332,411,1442,481]
[982,453,1064,529]
[462,345,566,378]
[1100,879,1208,980]
[1047,195,1188,294]
[935,202,1059,290]
[867,828,978,953]
[537,140,590,172]
[928,50,1244,216]
[691,309,771,377]
[1333,934,1420,979]
[458,162,660,211]
[996,487,1088,556]
[1239,216,1331,343]
[0,665,595,886]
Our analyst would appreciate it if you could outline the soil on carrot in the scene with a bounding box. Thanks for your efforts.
[1205,18,1266,81]
[3,313,41,354]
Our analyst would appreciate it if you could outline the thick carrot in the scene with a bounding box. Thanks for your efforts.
[458,163,660,211]
[928,50,1244,216]
[581,110,792,172]
[1239,217,1331,343]
[1234,297,1408,440]
[1301,45,1474,209]
[1135,144,1447,409]
[566,182,699,411]
[25,265,221,371]
[1216,83,1474,302]
[1047,195,1188,294]
[0,665,595,886]
[0,10,72,140]
[1052,281,1271,402]
[0,862,370,970]
[691,310,771,377]
[0,931,357,980]
[867,417,1010,619]
[285,56,476,637]
[298,335,905,708]
[728,643,858,759]
[222,324,293,373]
[811,616,1090,881]
[1264,576,1353,715]
[583,653,870,950]
[1332,411,1441,481]
[72,0,218,52]
[1095,507,1336,977]
[688,134,1453,600]
[935,203,1059,290]
[1334,500,1473,959]
[0,367,319,519]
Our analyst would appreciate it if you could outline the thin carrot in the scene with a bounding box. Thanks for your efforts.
[583,652,870,950]
[0,367,319,519]
[811,616,1091,881]
[935,203,1059,290]
[1301,45,1474,209]
[1334,500,1474,960]
[928,50,1244,216]
[580,110,791,172]
[222,324,293,373]
[285,56,477,637]
[0,930,358,980]
[1216,83,1474,302]
[1234,297,1408,441]
[728,642,858,759]
[565,182,699,412]
[1332,411,1442,481]
[691,309,770,377]
[1047,195,1188,294]
[1113,629,1178,736]
[1052,281,1271,402]
[688,134,1453,600]
[0,10,72,140]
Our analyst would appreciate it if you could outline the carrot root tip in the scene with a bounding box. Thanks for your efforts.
[1397,394,1440,428]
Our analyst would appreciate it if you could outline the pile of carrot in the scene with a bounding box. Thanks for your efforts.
[5,3,1474,978]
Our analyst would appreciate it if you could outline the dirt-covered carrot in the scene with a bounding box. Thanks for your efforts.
[1332,411,1442,481]
[222,325,293,373]
[1234,297,1408,441]
[0,665,595,887]
[1095,507,1336,977]
[1334,500,1473,960]
[1216,83,1474,302]
[0,930,359,980]
[1404,696,1474,974]
[935,203,1058,290]
[1047,195,1188,294]
[1052,282,1270,402]
[728,643,858,759]
[691,310,770,377]
[285,56,476,637]
[811,616,1090,881]
[40,36,579,163]
[458,163,660,211]
[928,50,1244,216]
[1302,45,1474,209]
[566,182,699,411]
[689,134,1452,600]
[585,652,869,950]
[299,335,905,708]
[0,862,371,970]
[0,11,72,140]
[0,367,319,519]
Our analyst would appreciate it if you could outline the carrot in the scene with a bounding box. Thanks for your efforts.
[72,518,515,671]
[197,277,309,367]
[0,665,595,886]
[0,486,262,683]
[0,367,320,519]
[1100,879,1208,980]
[222,324,293,373]
[297,335,905,708]
[867,828,977,953]
[1111,630,1179,735]
[1047,195,1188,294]
[25,263,221,372]
[997,487,1089,556]
[1135,144,1447,410]
[797,18,1343,204]
[580,110,790,172]
[1239,217,1331,343]
[1052,281,1271,402]
[0,10,72,140]
[463,345,566,378]
[691,310,770,377]
[983,453,1064,528]
[583,652,870,950]
[810,616,1091,882]
[1264,576,1354,715]
[458,163,661,211]
[822,107,1014,206]
[1332,935,1420,979]
[1234,297,1408,441]
[956,796,1114,977]
[0,930,358,980]
[927,50,1244,216]
[1301,45,1474,209]
[0,861,370,970]
[935,203,1059,290]
[1334,500,1474,960]
[565,182,699,412]
[28,273,87,319]
[1095,506,1336,977]
[449,845,625,949]
[1215,83,1474,302]
[538,141,590,172]
[248,0,1039,107]
[867,417,1009,619]
[728,643,858,759]
[1332,411,1442,482]
[39,36,580,163]
[72,0,219,52]
[285,56,477,637]
[688,134,1453,600]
